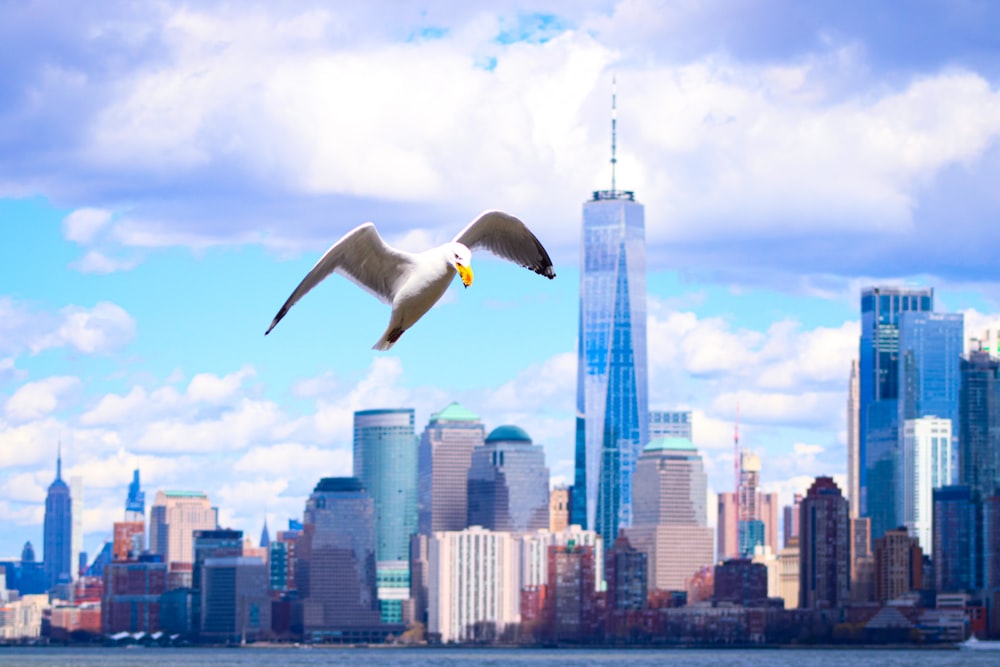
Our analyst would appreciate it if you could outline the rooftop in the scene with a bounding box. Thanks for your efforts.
[485,425,532,444]
[164,490,207,498]
[313,477,366,494]
[643,436,696,452]
[431,401,480,422]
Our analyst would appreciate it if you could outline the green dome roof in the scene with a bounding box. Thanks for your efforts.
[485,425,532,443]
[644,436,696,452]
[431,402,480,422]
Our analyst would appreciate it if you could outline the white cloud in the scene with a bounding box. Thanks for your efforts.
[5,376,81,422]
[31,302,136,355]
[62,208,112,244]
[186,367,256,404]
[69,249,138,274]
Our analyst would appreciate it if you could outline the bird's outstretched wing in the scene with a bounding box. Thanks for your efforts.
[265,223,414,335]
[452,210,556,279]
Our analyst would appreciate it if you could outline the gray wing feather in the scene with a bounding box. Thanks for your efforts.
[452,210,556,279]
[265,223,413,335]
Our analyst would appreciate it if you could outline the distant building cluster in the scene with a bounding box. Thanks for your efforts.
[3,121,1000,647]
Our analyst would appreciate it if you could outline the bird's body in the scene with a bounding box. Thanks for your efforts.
[265,210,555,350]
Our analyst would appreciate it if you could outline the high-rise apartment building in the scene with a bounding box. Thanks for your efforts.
[624,437,713,591]
[43,447,72,590]
[847,360,860,517]
[606,534,647,611]
[101,554,166,634]
[468,425,550,533]
[649,410,692,440]
[799,477,850,609]
[859,286,934,539]
[873,527,923,603]
[353,408,418,624]
[298,478,384,642]
[428,526,520,643]
[149,490,217,566]
[782,494,802,548]
[572,117,649,543]
[518,525,604,591]
[901,416,952,555]
[959,344,1000,501]
[418,402,485,534]
[125,469,145,523]
[933,485,979,592]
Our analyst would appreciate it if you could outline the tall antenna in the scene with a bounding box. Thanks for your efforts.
[610,76,618,193]
[57,438,63,480]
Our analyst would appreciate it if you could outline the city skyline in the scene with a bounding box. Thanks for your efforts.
[6,0,1000,561]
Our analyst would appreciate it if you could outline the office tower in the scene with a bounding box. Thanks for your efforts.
[269,527,299,594]
[418,402,485,534]
[467,425,550,533]
[798,476,850,609]
[623,437,713,591]
[933,485,979,592]
[101,554,167,634]
[717,492,738,560]
[777,536,800,609]
[984,496,1000,605]
[200,556,270,642]
[518,525,604,591]
[898,311,963,429]
[125,469,145,522]
[859,286,934,539]
[782,494,802,548]
[408,534,430,627]
[901,416,952,554]
[847,360,860,518]
[353,408,418,624]
[43,446,72,590]
[606,534,647,611]
[760,492,779,554]
[873,527,923,603]
[192,529,243,636]
[70,476,82,581]
[429,526,519,643]
[546,541,599,642]
[149,490,217,565]
[713,559,768,607]
[549,487,571,532]
[849,516,874,603]
[573,92,649,543]
[649,410,692,440]
[112,522,145,562]
[298,478,383,642]
[12,542,45,595]
[259,518,270,550]
[959,344,1000,501]
[737,451,763,556]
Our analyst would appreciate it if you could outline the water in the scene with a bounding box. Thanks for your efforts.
[0,647,993,667]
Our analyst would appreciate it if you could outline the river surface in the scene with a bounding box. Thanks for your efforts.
[0,646,996,667]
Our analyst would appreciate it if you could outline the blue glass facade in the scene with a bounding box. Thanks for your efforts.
[859,286,934,540]
[572,190,648,545]
[353,409,417,623]
[43,450,72,590]
[959,349,1000,501]
[933,485,979,592]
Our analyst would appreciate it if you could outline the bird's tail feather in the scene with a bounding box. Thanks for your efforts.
[372,326,405,351]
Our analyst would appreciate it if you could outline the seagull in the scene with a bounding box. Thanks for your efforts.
[265,210,556,350]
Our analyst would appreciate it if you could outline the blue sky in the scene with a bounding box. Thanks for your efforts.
[3,0,1000,559]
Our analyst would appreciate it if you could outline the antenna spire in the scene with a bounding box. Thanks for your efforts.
[611,76,617,194]
[57,439,63,481]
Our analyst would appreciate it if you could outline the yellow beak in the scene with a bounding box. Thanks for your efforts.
[457,263,474,288]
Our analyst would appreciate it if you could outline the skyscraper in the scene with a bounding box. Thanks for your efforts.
[297,477,384,642]
[623,437,713,591]
[467,425,550,533]
[191,529,243,637]
[933,485,979,592]
[149,491,217,566]
[873,527,923,603]
[43,446,72,590]
[901,416,952,555]
[125,469,145,523]
[418,402,484,534]
[649,410,692,440]
[799,476,850,609]
[859,286,934,539]
[70,476,82,582]
[353,408,418,624]
[959,343,1000,501]
[847,360,860,518]
[572,86,649,544]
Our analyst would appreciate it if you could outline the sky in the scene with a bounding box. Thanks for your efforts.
[3,0,1000,560]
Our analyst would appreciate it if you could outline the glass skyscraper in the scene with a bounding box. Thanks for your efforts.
[572,188,649,544]
[353,408,418,624]
[418,402,485,535]
[859,286,934,539]
[467,425,550,532]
